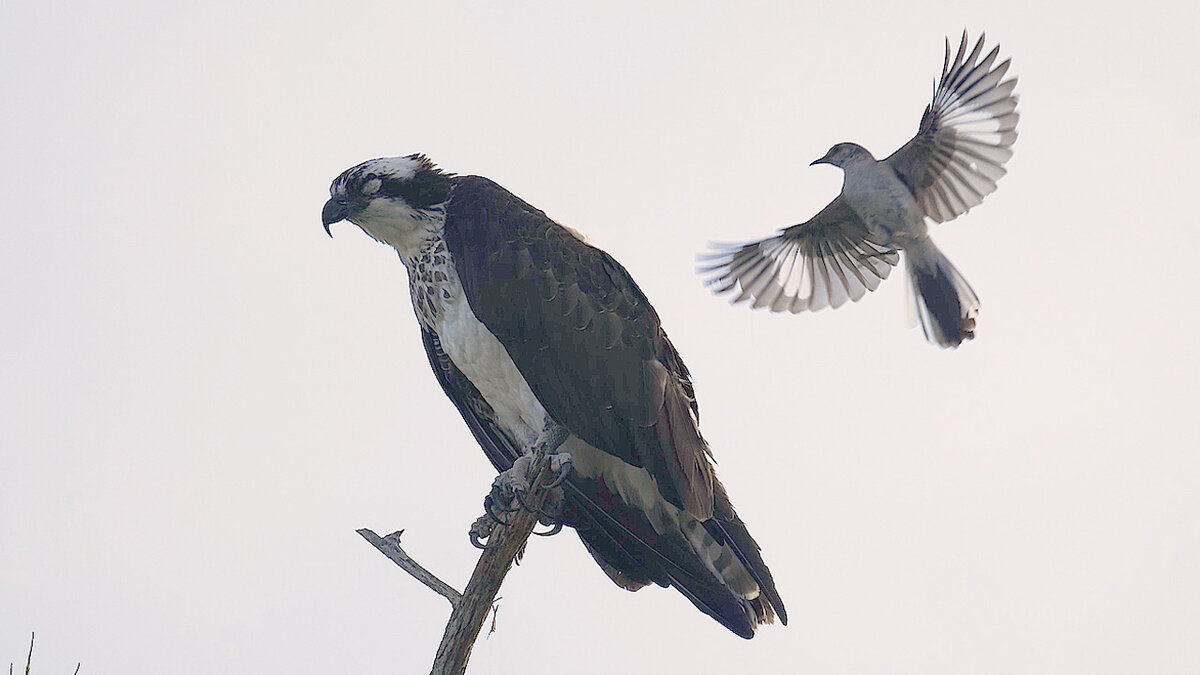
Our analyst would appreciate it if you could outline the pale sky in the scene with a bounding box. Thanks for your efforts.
[3,1,1198,673]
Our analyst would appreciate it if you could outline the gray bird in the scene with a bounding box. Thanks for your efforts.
[699,32,1019,347]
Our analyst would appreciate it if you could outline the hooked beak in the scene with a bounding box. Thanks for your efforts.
[322,199,349,237]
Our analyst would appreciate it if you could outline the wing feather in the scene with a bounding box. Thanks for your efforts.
[699,196,900,314]
[885,31,1020,223]
[444,175,716,519]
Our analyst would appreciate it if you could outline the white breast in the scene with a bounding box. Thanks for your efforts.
[350,198,550,450]
[425,260,549,449]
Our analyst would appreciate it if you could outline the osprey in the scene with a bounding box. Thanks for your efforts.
[322,155,786,638]
[700,32,1019,347]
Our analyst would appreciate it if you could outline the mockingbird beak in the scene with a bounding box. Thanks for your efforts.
[322,199,349,237]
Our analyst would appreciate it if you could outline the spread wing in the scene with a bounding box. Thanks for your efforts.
[885,30,1020,223]
[443,175,715,520]
[698,195,900,312]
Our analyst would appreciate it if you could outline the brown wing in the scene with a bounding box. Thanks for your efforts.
[444,175,715,519]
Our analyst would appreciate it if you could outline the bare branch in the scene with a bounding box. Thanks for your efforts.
[430,447,554,675]
[360,445,557,675]
[357,529,462,607]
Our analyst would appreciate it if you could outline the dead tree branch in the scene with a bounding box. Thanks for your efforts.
[360,445,555,675]
[356,529,462,607]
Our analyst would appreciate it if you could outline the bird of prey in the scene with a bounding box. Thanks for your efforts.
[322,155,786,638]
[699,31,1019,347]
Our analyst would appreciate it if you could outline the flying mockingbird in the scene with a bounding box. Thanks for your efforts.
[700,31,1019,348]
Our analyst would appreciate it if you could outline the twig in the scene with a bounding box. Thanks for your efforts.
[24,633,32,675]
[356,529,462,607]
[486,600,500,639]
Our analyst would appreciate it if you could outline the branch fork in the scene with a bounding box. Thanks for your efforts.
[358,443,562,675]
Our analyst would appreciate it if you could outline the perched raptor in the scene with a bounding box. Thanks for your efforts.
[322,155,786,638]
[700,31,1020,347]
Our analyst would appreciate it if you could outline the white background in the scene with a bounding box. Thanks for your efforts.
[3,1,1198,673]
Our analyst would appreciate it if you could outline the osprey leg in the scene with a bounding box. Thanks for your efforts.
[472,420,572,548]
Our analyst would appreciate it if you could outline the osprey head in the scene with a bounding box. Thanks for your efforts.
[810,142,874,168]
[322,154,453,236]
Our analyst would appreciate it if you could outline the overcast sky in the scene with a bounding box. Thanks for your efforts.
[3,1,1198,673]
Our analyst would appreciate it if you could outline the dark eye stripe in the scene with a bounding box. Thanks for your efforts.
[333,157,453,210]
[379,169,452,208]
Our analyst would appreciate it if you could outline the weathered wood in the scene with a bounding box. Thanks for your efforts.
[360,445,555,675]
[356,529,462,607]
[430,447,553,675]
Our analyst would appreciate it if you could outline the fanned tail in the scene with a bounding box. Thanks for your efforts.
[904,238,979,348]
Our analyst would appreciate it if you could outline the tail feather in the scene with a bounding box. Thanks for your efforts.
[709,480,787,626]
[904,239,980,348]
[561,471,785,638]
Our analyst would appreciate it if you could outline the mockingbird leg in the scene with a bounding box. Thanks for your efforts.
[470,420,572,548]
